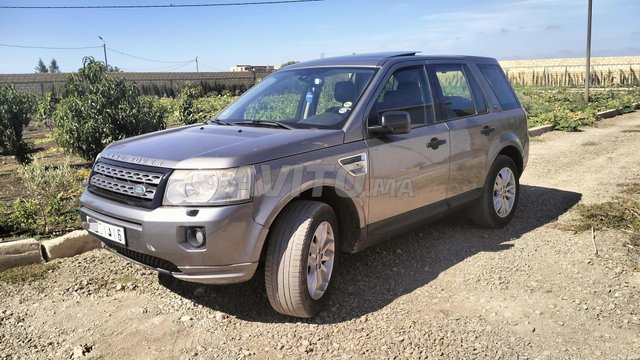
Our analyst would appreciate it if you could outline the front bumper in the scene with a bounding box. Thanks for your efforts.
[80,190,269,284]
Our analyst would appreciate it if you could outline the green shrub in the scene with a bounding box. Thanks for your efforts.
[53,57,166,161]
[515,86,640,131]
[9,199,38,233]
[175,84,236,125]
[18,159,82,234]
[154,96,181,125]
[194,95,235,120]
[0,84,37,164]
[245,94,298,120]
[0,202,14,235]
[178,82,202,125]
[35,91,57,130]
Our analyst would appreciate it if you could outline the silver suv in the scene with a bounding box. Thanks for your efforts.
[80,52,528,317]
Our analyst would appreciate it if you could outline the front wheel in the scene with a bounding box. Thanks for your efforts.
[470,154,520,228]
[265,201,338,318]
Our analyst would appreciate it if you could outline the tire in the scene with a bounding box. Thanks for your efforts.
[265,200,338,318]
[470,154,520,228]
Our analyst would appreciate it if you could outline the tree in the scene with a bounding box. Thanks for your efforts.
[0,84,36,164]
[280,61,300,69]
[35,58,48,73]
[53,57,166,161]
[19,159,77,234]
[107,65,122,72]
[49,58,60,73]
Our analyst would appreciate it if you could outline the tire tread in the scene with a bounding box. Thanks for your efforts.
[470,154,520,228]
[265,200,335,317]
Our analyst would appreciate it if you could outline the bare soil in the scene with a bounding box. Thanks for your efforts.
[1,113,640,359]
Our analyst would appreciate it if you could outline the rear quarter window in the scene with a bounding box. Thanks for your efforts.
[477,64,520,110]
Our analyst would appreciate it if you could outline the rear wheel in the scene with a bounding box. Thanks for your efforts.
[265,201,338,318]
[470,154,520,228]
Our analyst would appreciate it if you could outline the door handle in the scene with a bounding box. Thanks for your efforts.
[481,126,495,136]
[427,137,447,150]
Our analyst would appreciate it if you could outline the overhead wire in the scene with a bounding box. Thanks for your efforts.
[120,60,196,72]
[0,0,323,10]
[1,43,252,73]
[197,61,225,72]
[107,47,194,64]
[0,43,101,50]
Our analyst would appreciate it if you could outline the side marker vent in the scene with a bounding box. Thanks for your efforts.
[339,153,367,176]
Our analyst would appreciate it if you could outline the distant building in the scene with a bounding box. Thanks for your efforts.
[230,65,279,72]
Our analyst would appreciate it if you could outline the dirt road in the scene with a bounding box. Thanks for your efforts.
[1,113,639,360]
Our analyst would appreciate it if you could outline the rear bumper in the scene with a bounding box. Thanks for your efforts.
[80,190,269,284]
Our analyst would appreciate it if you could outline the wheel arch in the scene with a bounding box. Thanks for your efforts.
[260,186,365,261]
[485,133,525,178]
[498,145,524,177]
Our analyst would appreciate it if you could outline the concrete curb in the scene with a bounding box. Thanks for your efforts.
[0,230,100,272]
[41,230,101,261]
[0,238,44,272]
[528,124,555,137]
[596,109,622,119]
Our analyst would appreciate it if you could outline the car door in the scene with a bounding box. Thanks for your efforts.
[427,62,495,201]
[365,63,451,234]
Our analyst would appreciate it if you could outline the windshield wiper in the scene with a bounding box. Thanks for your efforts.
[207,118,232,126]
[233,120,294,130]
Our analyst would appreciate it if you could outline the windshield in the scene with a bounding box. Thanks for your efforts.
[216,67,376,129]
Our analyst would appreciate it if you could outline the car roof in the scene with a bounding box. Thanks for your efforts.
[283,51,498,69]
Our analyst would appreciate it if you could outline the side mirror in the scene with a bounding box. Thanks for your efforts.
[369,111,411,136]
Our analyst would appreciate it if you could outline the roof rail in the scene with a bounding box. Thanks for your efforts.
[386,51,420,58]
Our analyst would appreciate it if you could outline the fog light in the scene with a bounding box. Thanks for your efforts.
[186,227,206,248]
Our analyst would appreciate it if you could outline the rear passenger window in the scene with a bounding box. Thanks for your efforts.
[368,66,436,127]
[477,64,520,110]
[433,64,486,119]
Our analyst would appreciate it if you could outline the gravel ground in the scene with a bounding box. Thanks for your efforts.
[1,112,640,360]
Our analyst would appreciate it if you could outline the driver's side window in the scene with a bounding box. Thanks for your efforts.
[368,66,435,127]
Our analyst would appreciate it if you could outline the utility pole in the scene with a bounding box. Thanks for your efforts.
[585,0,592,103]
[196,57,199,73]
[98,36,108,68]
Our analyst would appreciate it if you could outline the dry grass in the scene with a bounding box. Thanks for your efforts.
[0,262,59,284]
[571,183,640,268]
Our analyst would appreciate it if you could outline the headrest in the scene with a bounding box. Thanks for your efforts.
[334,81,356,103]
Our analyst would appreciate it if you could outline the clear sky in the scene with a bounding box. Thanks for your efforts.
[0,0,638,73]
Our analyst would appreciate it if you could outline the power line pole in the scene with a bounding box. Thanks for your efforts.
[585,0,592,103]
[98,36,108,68]
[196,57,199,72]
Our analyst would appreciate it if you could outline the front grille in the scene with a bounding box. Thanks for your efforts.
[105,243,180,273]
[90,174,156,200]
[88,159,171,209]
[93,162,163,185]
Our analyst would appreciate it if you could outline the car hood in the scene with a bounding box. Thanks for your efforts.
[100,124,345,169]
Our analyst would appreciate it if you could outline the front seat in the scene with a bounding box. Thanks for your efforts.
[326,81,356,113]
[381,81,425,125]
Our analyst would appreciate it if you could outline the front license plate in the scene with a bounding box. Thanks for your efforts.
[86,216,126,245]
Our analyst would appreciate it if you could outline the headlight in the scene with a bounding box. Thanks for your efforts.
[163,167,253,206]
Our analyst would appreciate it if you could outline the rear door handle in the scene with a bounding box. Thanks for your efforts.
[481,126,495,136]
[427,137,447,150]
